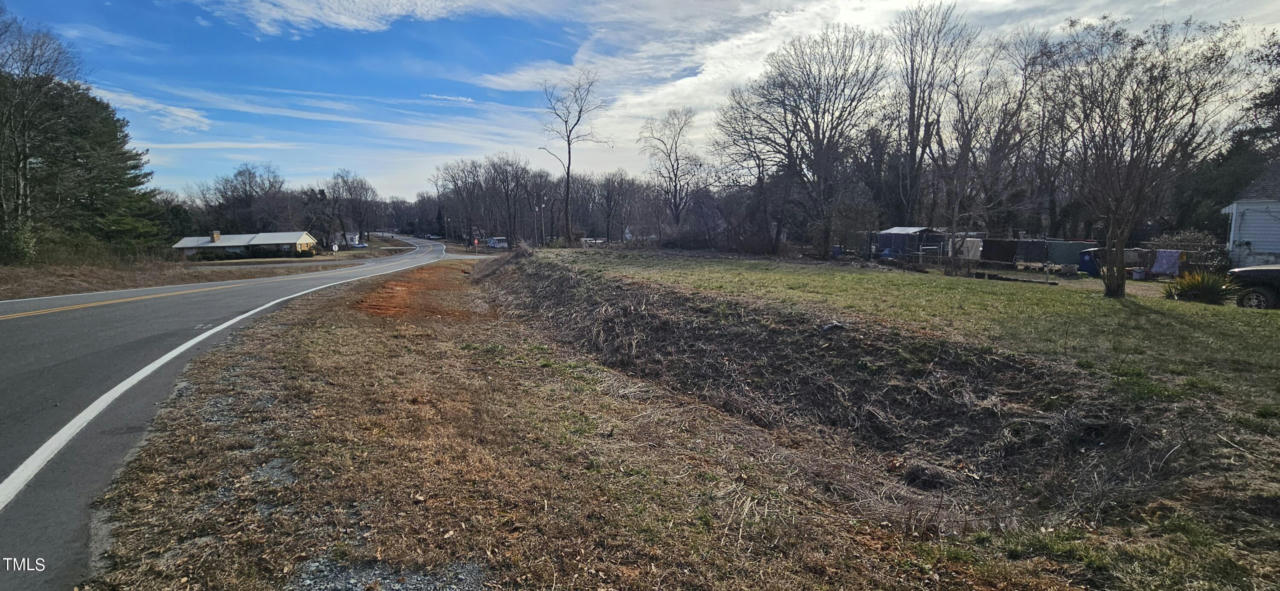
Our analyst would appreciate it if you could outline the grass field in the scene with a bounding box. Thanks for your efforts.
[537,249,1280,590]
[554,250,1280,421]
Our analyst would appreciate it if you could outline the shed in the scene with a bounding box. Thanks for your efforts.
[1221,199,1280,266]
[172,231,318,258]
[875,227,945,258]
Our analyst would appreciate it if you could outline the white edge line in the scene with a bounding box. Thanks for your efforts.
[0,241,444,512]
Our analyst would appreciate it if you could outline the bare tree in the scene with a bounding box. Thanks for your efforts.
[598,170,645,243]
[483,153,531,245]
[541,68,606,245]
[931,32,1038,252]
[889,2,973,225]
[639,107,709,227]
[339,171,379,242]
[715,86,791,254]
[731,25,888,258]
[1043,19,1247,298]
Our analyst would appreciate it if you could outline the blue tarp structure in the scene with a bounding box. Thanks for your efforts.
[876,227,945,258]
[1079,248,1102,277]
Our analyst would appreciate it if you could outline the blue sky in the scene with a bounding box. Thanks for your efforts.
[6,0,1279,198]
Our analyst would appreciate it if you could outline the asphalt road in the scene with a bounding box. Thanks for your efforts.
[0,236,449,589]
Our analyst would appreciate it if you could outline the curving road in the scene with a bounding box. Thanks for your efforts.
[0,236,448,589]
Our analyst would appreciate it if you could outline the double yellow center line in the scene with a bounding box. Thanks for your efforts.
[0,258,413,322]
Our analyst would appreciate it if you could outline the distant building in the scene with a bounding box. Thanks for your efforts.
[875,227,945,258]
[1222,164,1280,266]
[172,231,318,258]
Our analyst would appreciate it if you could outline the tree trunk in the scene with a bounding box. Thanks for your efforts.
[563,146,573,247]
[1101,225,1129,298]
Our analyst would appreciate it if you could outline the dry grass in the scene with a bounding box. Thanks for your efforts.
[495,249,1278,590]
[84,260,1072,590]
[0,261,355,300]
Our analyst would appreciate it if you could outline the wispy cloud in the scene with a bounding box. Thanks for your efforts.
[423,93,474,104]
[189,0,566,35]
[140,141,300,149]
[54,23,167,51]
[295,98,358,111]
[92,87,212,132]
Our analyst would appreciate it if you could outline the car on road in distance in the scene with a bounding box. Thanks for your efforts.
[1228,264,1280,309]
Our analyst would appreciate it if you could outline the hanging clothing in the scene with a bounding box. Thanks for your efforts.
[1151,249,1182,276]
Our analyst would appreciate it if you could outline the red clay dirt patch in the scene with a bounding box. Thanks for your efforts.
[353,261,480,319]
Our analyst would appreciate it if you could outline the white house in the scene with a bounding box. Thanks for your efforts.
[172,231,318,258]
[1222,165,1280,267]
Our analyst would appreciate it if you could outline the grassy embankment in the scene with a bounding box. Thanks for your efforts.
[0,236,410,300]
[539,249,1280,589]
[87,259,1073,590]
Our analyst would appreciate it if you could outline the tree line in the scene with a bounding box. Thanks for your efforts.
[5,0,1279,300]
[175,6,1280,300]
[508,6,1278,298]
[0,3,160,264]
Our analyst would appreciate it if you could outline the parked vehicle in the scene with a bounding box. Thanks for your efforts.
[1227,265,1280,309]
[486,237,509,249]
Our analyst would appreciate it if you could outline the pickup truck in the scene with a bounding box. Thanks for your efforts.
[1228,265,1280,309]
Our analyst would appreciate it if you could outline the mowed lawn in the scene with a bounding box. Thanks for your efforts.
[554,250,1280,423]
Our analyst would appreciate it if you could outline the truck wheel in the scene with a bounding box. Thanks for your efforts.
[1237,287,1278,309]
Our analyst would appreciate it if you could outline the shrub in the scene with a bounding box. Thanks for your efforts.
[1163,272,1239,305]
[0,221,38,264]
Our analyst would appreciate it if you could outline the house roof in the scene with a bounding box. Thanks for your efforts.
[879,226,936,235]
[1220,199,1280,214]
[1237,161,1280,202]
[172,231,314,249]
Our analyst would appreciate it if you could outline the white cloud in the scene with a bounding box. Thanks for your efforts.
[148,0,1280,196]
[195,16,213,27]
[92,87,212,132]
